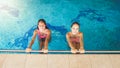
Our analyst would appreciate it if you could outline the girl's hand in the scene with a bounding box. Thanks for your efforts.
[79,49,85,53]
[43,49,48,53]
[26,48,32,52]
[71,49,77,54]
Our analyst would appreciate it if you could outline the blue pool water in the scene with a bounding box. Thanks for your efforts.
[0,0,120,51]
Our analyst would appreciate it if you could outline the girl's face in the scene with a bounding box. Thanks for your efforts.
[71,24,79,35]
[38,21,46,31]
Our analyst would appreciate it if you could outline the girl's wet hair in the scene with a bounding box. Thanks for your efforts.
[71,22,80,27]
[37,19,48,29]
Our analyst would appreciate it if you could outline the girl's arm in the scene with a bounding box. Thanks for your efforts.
[66,33,75,50]
[44,29,51,49]
[79,33,84,50]
[28,30,37,48]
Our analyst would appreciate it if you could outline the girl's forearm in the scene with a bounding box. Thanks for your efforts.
[28,40,34,48]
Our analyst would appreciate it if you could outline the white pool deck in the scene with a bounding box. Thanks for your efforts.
[0,54,120,68]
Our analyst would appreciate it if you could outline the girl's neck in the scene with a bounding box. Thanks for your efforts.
[38,29,46,33]
[71,32,79,36]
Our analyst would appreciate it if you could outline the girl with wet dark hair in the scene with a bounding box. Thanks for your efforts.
[66,22,85,54]
[26,19,51,53]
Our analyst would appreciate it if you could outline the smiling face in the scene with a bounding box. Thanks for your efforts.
[71,24,79,35]
[38,21,46,32]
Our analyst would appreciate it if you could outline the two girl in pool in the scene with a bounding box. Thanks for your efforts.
[26,19,85,54]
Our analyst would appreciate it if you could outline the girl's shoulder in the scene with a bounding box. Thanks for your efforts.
[45,29,51,32]
[78,32,83,36]
[66,32,72,36]
[79,32,83,34]
[34,29,38,33]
